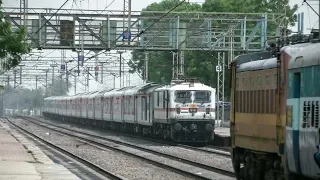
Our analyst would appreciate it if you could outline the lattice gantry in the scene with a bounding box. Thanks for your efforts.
[3,7,285,52]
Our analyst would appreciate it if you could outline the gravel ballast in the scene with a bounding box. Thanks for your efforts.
[12,118,198,180]
[39,117,234,172]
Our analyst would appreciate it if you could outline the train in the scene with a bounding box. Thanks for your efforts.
[230,32,320,180]
[42,79,216,143]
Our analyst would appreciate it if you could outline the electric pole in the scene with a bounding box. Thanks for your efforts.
[20,0,28,26]
[118,51,123,88]
[128,73,130,86]
[101,63,104,84]
[35,75,38,90]
[74,75,77,95]
[45,69,49,97]
[13,69,17,88]
[19,65,23,85]
[66,62,69,91]
[113,74,116,88]
[60,74,62,95]
[145,52,149,84]
[50,64,57,96]
[6,76,9,87]
[87,67,90,92]
[123,0,131,45]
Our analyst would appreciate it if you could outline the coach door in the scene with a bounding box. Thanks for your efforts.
[141,96,148,122]
[121,96,124,123]
[147,96,150,122]
[286,72,301,173]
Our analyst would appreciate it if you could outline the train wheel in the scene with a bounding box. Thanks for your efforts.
[163,129,170,140]
[232,162,241,179]
[120,123,127,133]
[134,125,140,134]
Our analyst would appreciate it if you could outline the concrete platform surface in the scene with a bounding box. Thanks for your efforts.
[214,127,230,137]
[0,119,80,180]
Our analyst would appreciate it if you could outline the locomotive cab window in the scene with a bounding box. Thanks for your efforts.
[175,91,192,103]
[194,91,211,103]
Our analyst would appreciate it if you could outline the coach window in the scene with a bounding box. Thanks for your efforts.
[157,92,160,107]
[242,77,246,86]
[274,74,278,84]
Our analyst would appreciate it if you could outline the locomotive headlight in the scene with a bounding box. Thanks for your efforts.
[205,124,213,132]
[174,123,182,131]
[176,107,181,114]
[190,124,197,130]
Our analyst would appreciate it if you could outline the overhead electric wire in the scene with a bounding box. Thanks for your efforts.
[93,0,116,15]
[50,0,186,87]
[263,2,305,45]
[311,19,320,29]
[131,0,187,41]
[306,2,312,29]
[303,0,320,17]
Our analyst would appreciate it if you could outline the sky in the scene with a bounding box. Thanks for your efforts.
[1,0,319,95]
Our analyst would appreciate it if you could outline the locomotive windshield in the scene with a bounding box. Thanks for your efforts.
[175,91,192,103]
[194,91,211,103]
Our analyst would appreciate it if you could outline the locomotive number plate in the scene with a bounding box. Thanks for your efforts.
[190,104,196,108]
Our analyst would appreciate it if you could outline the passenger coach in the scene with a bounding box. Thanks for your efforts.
[43,80,216,143]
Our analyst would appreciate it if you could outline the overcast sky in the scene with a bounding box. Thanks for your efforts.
[1,0,319,95]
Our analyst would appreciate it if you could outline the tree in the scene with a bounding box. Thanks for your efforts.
[129,0,202,84]
[202,0,298,33]
[0,0,30,71]
[2,86,45,110]
[130,0,298,99]
[47,76,71,96]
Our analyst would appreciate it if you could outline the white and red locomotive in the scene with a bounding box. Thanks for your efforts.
[42,80,216,142]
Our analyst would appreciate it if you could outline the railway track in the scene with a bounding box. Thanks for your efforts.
[20,116,235,179]
[29,116,231,157]
[178,144,230,157]
[5,118,126,180]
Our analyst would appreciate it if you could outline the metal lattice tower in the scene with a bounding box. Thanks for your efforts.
[20,0,28,26]
[144,52,149,83]
[1,8,285,98]
[123,0,131,44]
[216,23,238,126]
[2,8,283,51]
[216,38,225,127]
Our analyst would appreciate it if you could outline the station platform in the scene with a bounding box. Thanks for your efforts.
[0,119,80,180]
[215,127,230,137]
[212,127,230,146]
